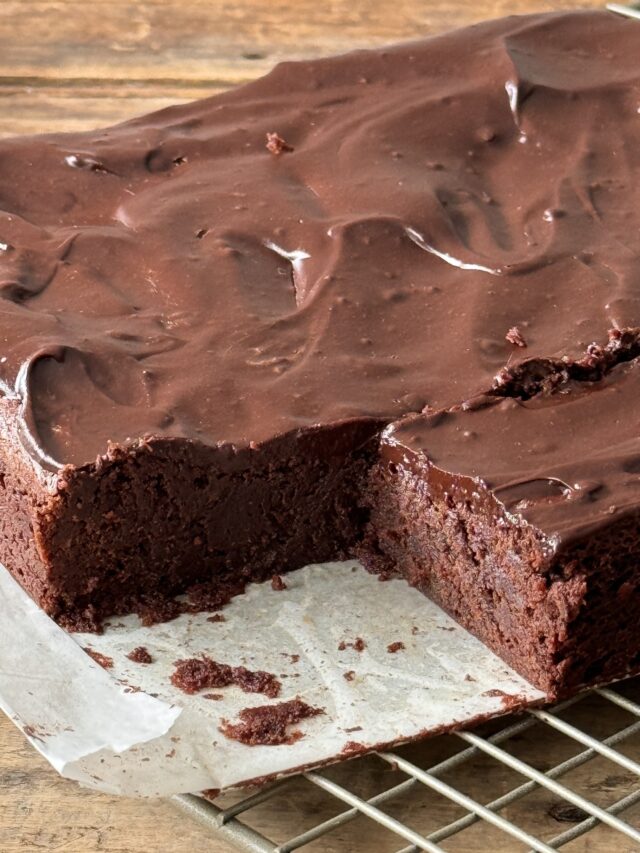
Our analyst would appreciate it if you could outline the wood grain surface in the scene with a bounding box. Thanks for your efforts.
[0,1,634,851]
[0,0,602,136]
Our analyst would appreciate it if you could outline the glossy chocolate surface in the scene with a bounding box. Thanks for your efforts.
[384,360,640,543]
[1,10,639,470]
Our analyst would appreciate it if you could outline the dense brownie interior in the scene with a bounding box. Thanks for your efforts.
[0,419,380,629]
[0,11,639,696]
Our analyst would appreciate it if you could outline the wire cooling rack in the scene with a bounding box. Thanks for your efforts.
[171,677,640,852]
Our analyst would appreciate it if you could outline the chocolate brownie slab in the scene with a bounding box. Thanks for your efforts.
[0,9,640,644]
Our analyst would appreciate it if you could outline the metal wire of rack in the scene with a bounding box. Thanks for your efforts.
[172,678,640,852]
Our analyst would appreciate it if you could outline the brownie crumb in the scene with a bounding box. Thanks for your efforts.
[339,637,366,652]
[271,574,287,591]
[343,670,356,681]
[266,132,294,155]
[411,626,419,635]
[464,673,477,682]
[127,646,153,665]
[171,655,281,698]
[481,688,525,709]
[505,326,527,347]
[83,648,114,669]
[341,740,366,756]
[207,614,226,623]
[23,724,48,743]
[203,693,224,701]
[387,641,405,653]
[220,698,323,745]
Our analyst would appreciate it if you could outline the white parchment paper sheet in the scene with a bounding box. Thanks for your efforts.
[0,560,545,796]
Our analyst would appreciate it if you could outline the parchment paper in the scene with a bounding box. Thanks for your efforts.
[0,560,545,796]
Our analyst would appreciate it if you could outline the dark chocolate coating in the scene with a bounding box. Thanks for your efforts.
[382,360,640,545]
[1,10,639,472]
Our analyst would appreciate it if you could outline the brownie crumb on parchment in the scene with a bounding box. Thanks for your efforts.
[207,613,226,623]
[220,698,324,745]
[126,646,153,664]
[83,648,114,669]
[171,655,281,698]
[343,670,356,681]
[341,740,366,756]
[387,641,405,653]
[338,637,366,652]
[271,574,288,591]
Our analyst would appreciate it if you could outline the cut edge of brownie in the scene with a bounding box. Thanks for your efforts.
[0,412,382,630]
[358,441,587,697]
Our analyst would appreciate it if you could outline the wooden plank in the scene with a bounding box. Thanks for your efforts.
[0,0,601,83]
[0,0,603,136]
[0,84,216,136]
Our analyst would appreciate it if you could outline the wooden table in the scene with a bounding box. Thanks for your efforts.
[0,1,628,851]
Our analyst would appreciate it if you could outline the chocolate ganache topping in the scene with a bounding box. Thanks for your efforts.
[382,358,640,546]
[0,10,639,469]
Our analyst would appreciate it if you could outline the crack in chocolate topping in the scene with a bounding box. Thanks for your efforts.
[0,11,639,469]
